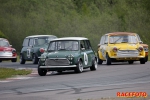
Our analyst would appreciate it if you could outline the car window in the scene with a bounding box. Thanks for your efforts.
[100,36,105,45]
[29,38,34,46]
[48,40,79,51]
[84,40,91,50]
[104,35,108,44]
[80,40,86,50]
[23,38,29,47]
[34,37,49,46]
[109,35,137,44]
[0,40,9,47]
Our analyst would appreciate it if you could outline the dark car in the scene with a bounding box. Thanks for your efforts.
[0,38,17,62]
[20,35,57,64]
[38,37,97,76]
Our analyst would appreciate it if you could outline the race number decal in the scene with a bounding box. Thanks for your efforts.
[27,48,31,58]
[84,53,88,65]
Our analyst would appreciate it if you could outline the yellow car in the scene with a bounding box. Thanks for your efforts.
[97,32,146,65]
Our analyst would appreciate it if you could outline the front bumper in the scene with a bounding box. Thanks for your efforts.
[39,65,76,68]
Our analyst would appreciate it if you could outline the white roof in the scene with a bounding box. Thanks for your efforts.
[26,35,56,38]
[51,37,88,41]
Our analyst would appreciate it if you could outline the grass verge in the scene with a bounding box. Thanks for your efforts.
[0,67,32,79]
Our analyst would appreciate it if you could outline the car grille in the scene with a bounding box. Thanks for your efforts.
[117,50,139,57]
[0,51,12,57]
[45,58,70,66]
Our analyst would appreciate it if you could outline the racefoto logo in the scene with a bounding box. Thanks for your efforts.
[117,92,148,98]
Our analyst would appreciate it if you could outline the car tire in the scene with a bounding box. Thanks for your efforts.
[128,61,134,64]
[38,65,47,76]
[32,54,38,64]
[106,54,111,65]
[75,60,83,73]
[20,54,26,64]
[145,56,148,62]
[97,52,103,64]
[140,58,145,64]
[57,71,62,73]
[0,60,2,62]
[11,58,17,62]
[90,58,97,71]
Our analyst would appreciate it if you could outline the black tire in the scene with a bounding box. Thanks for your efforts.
[97,52,103,64]
[140,58,145,64]
[32,54,39,64]
[57,71,62,73]
[145,56,148,62]
[11,58,17,62]
[106,54,111,65]
[90,58,97,71]
[128,61,134,64]
[38,65,47,76]
[75,60,83,73]
[20,54,26,64]
[0,60,2,62]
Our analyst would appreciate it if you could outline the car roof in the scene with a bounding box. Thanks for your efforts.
[51,37,88,41]
[0,38,8,41]
[105,32,137,36]
[25,35,57,38]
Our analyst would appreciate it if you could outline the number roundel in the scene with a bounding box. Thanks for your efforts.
[84,53,88,65]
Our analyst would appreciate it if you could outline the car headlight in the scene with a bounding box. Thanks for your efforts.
[138,46,143,52]
[12,49,16,54]
[112,47,118,52]
[40,55,46,61]
[67,54,74,60]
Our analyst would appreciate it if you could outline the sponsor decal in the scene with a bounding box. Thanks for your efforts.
[84,53,88,65]
[117,92,147,98]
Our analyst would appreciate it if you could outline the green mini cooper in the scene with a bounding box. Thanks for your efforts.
[20,35,57,64]
[38,37,97,76]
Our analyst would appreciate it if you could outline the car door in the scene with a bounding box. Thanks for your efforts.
[80,40,92,67]
[100,35,108,60]
[27,38,34,60]
[21,38,29,60]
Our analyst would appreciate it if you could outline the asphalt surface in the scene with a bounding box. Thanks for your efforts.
[0,61,150,100]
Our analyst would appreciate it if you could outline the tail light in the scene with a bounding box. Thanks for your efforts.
[40,48,45,53]
[138,47,143,52]
[113,47,118,52]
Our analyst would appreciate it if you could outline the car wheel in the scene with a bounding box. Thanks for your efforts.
[90,58,97,71]
[38,65,47,76]
[106,54,111,65]
[20,54,26,64]
[145,56,148,62]
[97,52,103,64]
[0,60,2,62]
[128,61,134,64]
[11,58,17,62]
[32,54,38,64]
[75,60,83,73]
[140,58,145,64]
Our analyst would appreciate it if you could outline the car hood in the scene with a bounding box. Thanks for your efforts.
[109,43,139,50]
[0,47,13,51]
[46,51,79,58]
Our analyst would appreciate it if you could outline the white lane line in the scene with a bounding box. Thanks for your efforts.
[0,77,34,83]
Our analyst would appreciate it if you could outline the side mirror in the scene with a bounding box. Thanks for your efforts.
[81,48,85,51]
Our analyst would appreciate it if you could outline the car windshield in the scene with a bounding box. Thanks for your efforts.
[109,35,138,44]
[34,37,53,46]
[0,40,10,47]
[48,40,79,51]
